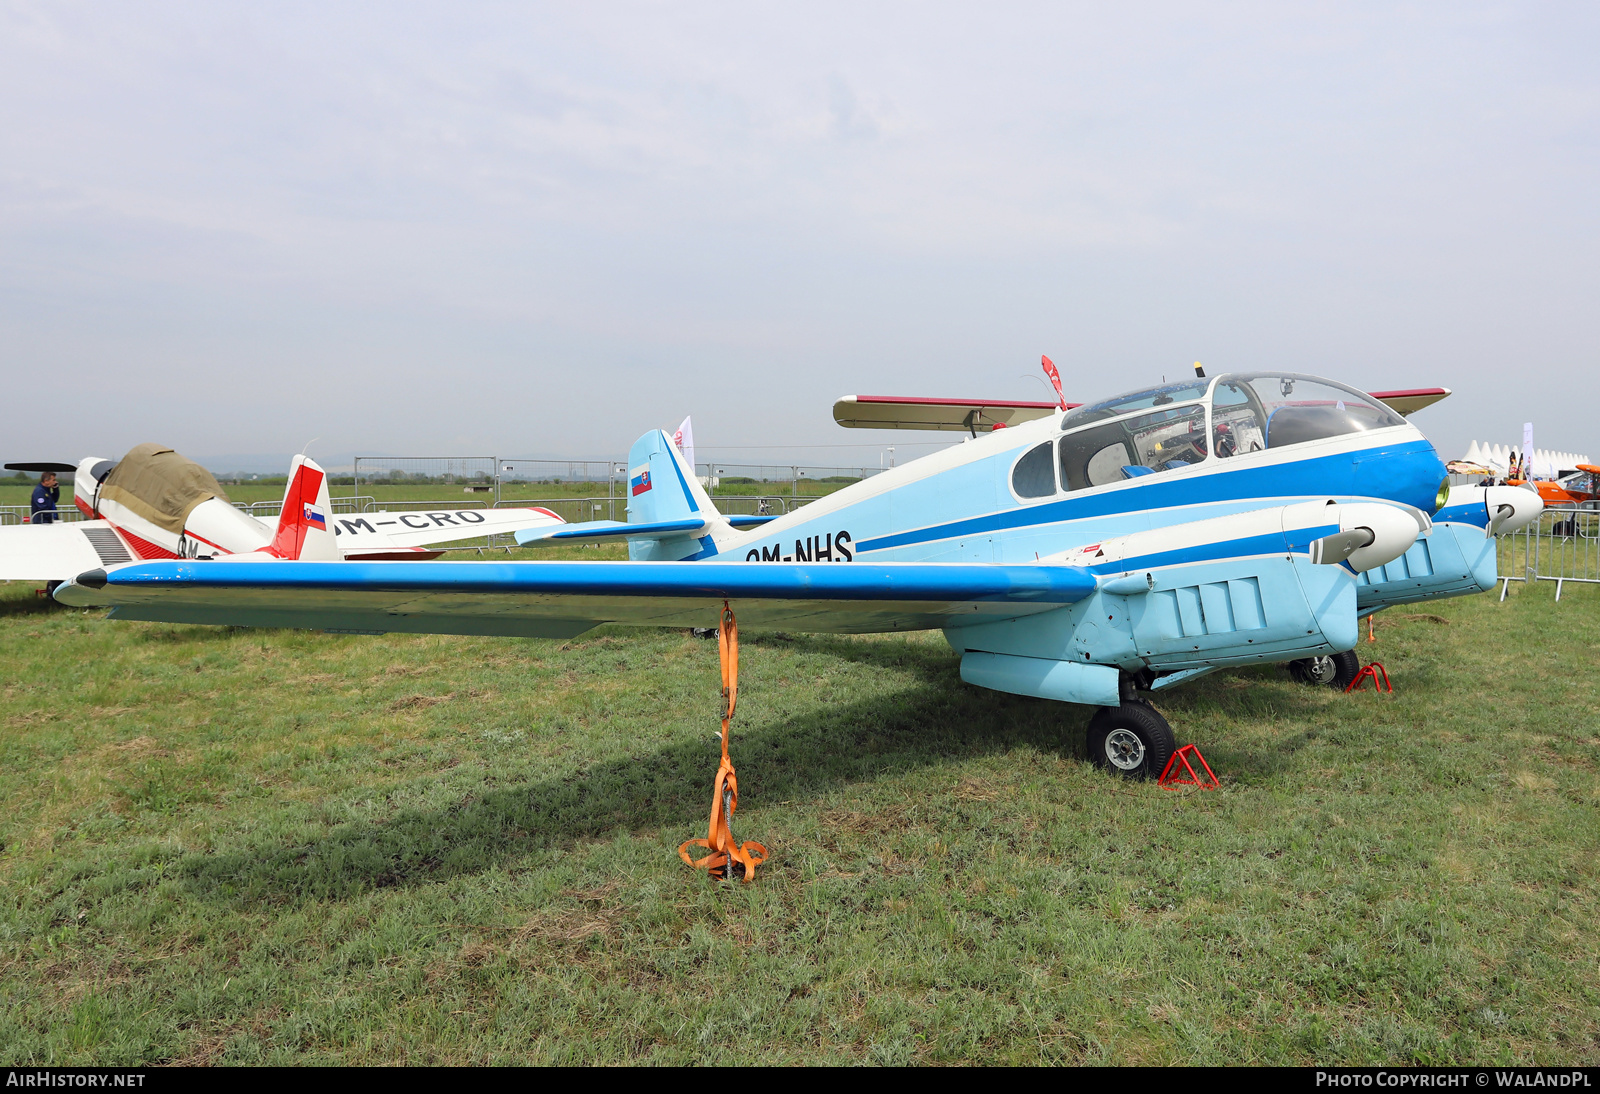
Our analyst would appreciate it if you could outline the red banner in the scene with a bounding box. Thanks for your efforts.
[1041,355,1066,410]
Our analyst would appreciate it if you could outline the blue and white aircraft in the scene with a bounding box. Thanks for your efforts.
[56,369,1541,778]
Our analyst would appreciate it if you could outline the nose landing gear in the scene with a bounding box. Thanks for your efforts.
[1287,650,1361,689]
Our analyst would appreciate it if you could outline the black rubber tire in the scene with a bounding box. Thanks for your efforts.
[1330,649,1361,690]
[1086,701,1177,779]
[1288,650,1361,689]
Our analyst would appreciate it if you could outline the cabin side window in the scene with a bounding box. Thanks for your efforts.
[1011,441,1057,499]
[1212,381,1266,458]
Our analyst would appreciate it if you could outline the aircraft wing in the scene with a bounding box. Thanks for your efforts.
[0,521,134,582]
[1366,388,1451,416]
[834,388,1451,430]
[55,559,1098,638]
[832,396,1073,432]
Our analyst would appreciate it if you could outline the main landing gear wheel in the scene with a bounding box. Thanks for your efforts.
[1086,701,1177,779]
[1287,650,1360,689]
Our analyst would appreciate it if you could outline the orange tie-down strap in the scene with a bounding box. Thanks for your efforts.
[679,603,768,882]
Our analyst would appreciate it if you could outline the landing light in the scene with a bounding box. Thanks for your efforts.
[1435,478,1450,513]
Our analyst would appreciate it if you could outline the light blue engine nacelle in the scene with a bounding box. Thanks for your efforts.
[1356,486,1540,615]
[943,500,1416,706]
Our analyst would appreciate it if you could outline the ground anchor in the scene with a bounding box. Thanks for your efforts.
[678,602,768,882]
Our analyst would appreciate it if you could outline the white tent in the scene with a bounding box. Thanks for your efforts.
[1462,441,1591,478]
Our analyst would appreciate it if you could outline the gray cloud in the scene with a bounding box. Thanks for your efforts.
[2,2,1596,468]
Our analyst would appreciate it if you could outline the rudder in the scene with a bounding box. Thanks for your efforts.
[270,456,338,561]
[626,429,730,560]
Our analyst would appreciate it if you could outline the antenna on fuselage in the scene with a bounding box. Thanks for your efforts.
[1193,361,1206,379]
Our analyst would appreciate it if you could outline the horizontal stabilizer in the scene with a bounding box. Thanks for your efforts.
[55,559,1099,637]
[516,517,709,546]
[517,513,777,546]
[5,461,77,473]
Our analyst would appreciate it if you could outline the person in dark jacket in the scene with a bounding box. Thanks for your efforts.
[30,472,60,524]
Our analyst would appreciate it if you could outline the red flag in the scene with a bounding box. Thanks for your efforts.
[1041,355,1067,410]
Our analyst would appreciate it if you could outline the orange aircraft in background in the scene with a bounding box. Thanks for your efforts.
[1506,464,1600,506]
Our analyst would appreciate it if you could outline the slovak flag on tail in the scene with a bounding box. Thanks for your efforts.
[630,465,652,497]
[267,456,339,561]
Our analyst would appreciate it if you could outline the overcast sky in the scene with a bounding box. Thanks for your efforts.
[2,2,1596,472]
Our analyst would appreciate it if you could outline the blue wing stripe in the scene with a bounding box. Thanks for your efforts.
[93,560,1099,604]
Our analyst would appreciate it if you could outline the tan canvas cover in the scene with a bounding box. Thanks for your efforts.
[98,444,232,534]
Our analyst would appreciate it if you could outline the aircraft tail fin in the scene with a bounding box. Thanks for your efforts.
[270,456,338,561]
[624,429,733,560]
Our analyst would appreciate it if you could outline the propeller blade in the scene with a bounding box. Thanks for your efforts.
[5,462,76,473]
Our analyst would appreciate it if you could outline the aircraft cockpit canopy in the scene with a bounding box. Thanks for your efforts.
[1012,373,1407,500]
[1062,380,1211,428]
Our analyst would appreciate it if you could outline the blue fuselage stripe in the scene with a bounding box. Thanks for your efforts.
[1083,525,1338,576]
[855,439,1441,554]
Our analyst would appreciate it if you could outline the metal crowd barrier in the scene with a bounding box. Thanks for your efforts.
[236,496,376,518]
[1498,507,1600,601]
[0,506,93,526]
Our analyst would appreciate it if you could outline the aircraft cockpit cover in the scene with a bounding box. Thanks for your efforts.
[97,444,231,534]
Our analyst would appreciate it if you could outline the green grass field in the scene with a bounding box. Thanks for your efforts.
[1,568,1596,1065]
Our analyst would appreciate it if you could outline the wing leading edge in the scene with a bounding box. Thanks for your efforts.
[55,559,1098,638]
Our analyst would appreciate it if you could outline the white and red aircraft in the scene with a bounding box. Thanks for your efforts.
[2,445,565,586]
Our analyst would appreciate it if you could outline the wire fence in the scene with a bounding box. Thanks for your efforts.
[1498,506,1600,601]
[353,456,502,503]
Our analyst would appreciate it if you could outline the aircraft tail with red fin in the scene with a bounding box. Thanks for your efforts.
[269,456,338,561]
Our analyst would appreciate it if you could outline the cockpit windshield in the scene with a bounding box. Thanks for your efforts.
[1061,380,1210,428]
[1012,370,1410,501]
[1210,374,1404,456]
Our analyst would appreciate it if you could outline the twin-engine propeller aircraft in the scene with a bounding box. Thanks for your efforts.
[827,366,1536,690]
[2,444,564,585]
[57,368,1541,778]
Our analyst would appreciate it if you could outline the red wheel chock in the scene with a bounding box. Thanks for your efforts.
[1158,744,1218,790]
[1344,662,1392,694]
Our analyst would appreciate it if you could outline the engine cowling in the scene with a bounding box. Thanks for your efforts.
[1331,502,1425,572]
[1483,485,1543,537]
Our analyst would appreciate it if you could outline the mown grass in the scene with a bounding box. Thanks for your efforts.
[0,572,1596,1065]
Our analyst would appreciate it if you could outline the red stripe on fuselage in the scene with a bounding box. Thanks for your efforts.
[114,526,179,560]
[182,530,233,555]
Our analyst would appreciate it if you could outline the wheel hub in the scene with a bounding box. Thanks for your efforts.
[1103,728,1146,771]
[1306,656,1335,684]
